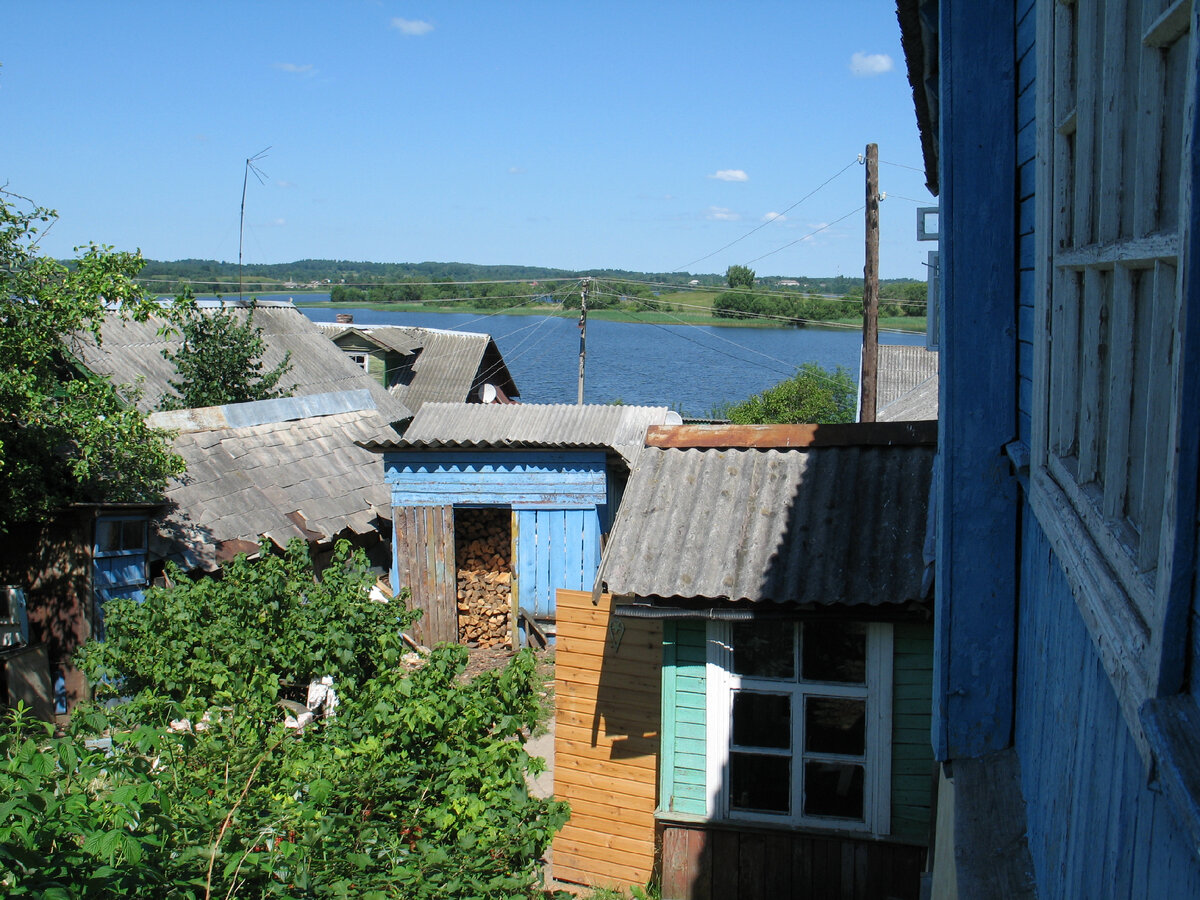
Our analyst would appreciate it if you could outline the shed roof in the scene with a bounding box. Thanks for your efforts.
[366,401,682,464]
[75,301,411,422]
[313,323,518,411]
[598,422,935,607]
[876,344,939,422]
[145,390,398,571]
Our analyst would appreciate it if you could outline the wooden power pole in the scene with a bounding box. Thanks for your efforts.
[861,143,880,422]
[577,278,590,404]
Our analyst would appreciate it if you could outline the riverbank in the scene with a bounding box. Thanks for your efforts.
[295,299,927,333]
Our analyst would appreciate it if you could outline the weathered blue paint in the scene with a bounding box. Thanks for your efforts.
[93,515,149,637]
[934,0,1020,759]
[384,450,608,508]
[514,508,601,619]
[1016,510,1200,898]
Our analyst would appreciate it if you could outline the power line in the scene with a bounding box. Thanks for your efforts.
[741,207,864,266]
[673,158,860,273]
[879,159,927,174]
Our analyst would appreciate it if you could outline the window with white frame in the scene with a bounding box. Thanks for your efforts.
[706,620,893,833]
[345,351,369,372]
[1032,0,1195,716]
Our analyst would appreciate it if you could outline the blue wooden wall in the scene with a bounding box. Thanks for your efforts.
[1016,508,1200,897]
[514,508,600,619]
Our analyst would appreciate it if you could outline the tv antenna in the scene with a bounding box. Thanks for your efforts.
[238,147,270,301]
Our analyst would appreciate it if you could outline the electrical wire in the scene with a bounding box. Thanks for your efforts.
[741,207,864,266]
[880,159,927,174]
[673,158,860,272]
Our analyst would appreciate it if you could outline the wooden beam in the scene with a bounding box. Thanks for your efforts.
[645,420,937,450]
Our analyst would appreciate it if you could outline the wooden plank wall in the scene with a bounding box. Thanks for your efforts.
[660,619,708,816]
[1015,509,1200,898]
[553,589,662,890]
[392,505,458,645]
[515,509,601,620]
[890,622,934,842]
[659,822,925,900]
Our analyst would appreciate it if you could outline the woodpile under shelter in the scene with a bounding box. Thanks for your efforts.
[553,421,937,898]
[365,402,680,648]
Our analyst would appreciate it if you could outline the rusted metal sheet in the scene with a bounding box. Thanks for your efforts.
[645,420,937,450]
[394,505,457,646]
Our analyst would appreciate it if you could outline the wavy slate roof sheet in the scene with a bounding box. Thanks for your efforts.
[145,391,399,571]
[366,401,682,463]
[75,301,410,422]
[876,344,939,422]
[598,436,935,607]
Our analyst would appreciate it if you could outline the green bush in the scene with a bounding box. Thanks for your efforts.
[2,540,567,898]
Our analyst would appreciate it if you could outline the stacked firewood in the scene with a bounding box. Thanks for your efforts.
[456,511,512,648]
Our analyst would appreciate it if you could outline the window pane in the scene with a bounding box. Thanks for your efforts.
[805,697,866,756]
[730,752,790,814]
[802,621,867,683]
[95,520,120,552]
[732,691,790,749]
[804,762,865,820]
[732,621,794,678]
[121,519,146,551]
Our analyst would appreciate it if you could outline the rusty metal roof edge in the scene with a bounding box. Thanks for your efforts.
[645,419,937,450]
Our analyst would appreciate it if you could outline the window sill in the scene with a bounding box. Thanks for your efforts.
[1140,695,1200,858]
[654,810,916,844]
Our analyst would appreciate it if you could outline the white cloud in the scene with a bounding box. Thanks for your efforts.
[277,180,296,189]
[709,169,749,182]
[763,211,786,223]
[272,218,287,227]
[508,166,526,175]
[850,52,894,76]
[392,17,434,36]
[274,62,315,75]
[706,206,741,221]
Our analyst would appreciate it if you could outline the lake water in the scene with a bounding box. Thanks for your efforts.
[277,295,925,418]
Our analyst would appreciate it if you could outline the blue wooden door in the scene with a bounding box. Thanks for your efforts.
[514,508,601,621]
[93,516,149,639]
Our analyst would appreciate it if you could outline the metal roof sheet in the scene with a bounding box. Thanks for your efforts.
[875,344,939,422]
[370,401,681,463]
[75,302,410,422]
[598,441,935,607]
[148,397,399,571]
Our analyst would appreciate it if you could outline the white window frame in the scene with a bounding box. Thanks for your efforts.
[704,620,893,835]
[1030,0,1197,750]
[345,351,370,373]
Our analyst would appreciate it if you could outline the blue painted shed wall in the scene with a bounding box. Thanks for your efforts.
[1015,508,1200,898]
[384,450,608,508]
[514,507,600,618]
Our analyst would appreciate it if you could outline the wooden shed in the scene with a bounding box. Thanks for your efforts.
[369,403,680,647]
[555,422,937,899]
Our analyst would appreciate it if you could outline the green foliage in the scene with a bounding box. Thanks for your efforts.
[712,290,851,324]
[720,362,857,424]
[3,540,570,898]
[0,192,185,532]
[725,265,755,290]
[158,296,293,410]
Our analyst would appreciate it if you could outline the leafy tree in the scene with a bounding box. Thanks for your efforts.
[6,539,572,899]
[158,296,293,410]
[0,193,185,532]
[726,264,755,290]
[721,362,857,424]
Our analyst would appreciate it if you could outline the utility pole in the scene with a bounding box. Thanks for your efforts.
[577,278,590,404]
[861,143,880,422]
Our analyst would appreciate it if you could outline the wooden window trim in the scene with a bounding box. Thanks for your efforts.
[704,621,893,835]
[1032,0,1198,759]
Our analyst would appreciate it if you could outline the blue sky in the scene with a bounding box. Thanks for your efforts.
[2,2,934,278]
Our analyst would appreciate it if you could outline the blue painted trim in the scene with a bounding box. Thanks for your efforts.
[934,0,1020,759]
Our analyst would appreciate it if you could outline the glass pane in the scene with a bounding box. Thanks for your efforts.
[732,691,790,749]
[730,752,790,814]
[121,519,146,551]
[802,621,867,683]
[804,762,865,820]
[732,621,794,678]
[805,697,866,756]
[95,520,120,553]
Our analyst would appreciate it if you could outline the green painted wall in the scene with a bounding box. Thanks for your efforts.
[660,619,707,816]
[890,621,934,842]
[658,618,934,844]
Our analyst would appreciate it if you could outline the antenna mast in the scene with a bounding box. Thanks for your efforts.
[238,147,270,301]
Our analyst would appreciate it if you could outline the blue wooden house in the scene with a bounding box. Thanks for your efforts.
[368,402,679,646]
[552,421,937,899]
[900,0,1200,895]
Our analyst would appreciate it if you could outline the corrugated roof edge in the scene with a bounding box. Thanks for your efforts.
[645,419,937,450]
[148,389,378,434]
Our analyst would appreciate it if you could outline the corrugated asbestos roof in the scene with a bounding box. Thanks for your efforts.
[876,344,939,422]
[366,401,682,463]
[145,390,399,571]
[313,323,518,411]
[598,440,935,607]
[74,302,410,422]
